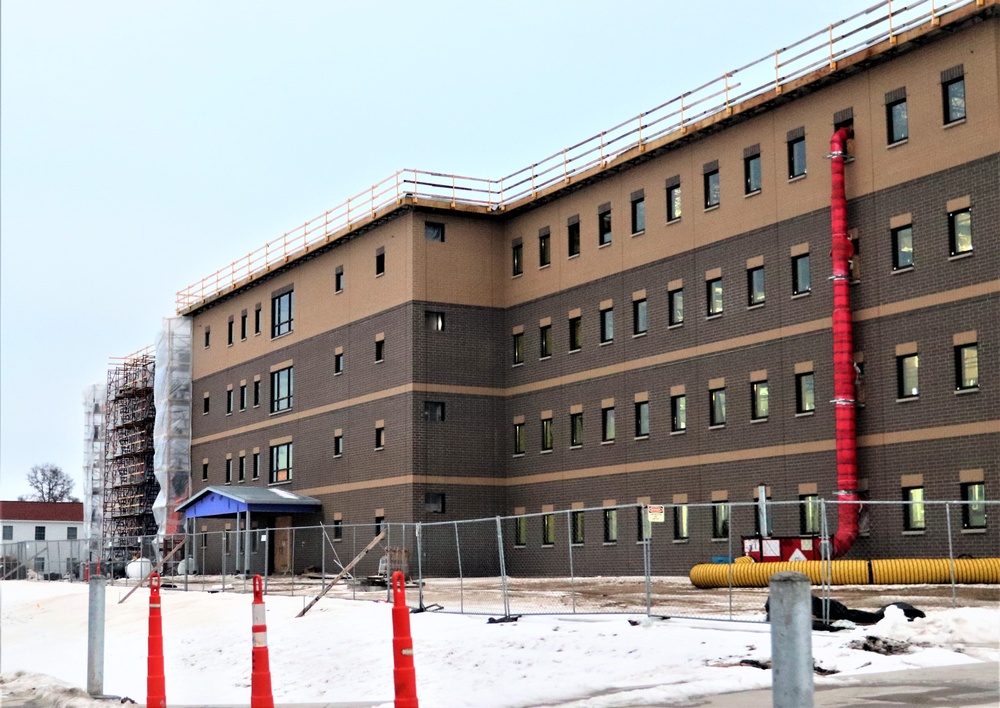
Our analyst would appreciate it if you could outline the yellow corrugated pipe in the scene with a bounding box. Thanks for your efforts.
[689,557,1000,588]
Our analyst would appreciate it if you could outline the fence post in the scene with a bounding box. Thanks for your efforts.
[494,517,510,618]
[87,573,105,696]
[727,502,734,620]
[643,505,652,617]
[769,571,814,708]
[454,522,464,614]
[945,503,957,608]
[321,523,327,595]
[566,512,577,614]
[415,523,424,611]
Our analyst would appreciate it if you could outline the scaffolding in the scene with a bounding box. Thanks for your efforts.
[152,317,192,539]
[82,384,105,550]
[103,347,158,557]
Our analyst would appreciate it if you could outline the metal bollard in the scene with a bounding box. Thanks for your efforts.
[769,571,814,708]
[87,574,105,696]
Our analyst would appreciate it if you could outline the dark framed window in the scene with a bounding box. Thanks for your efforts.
[540,325,552,358]
[226,389,234,415]
[225,458,233,484]
[667,182,682,221]
[892,225,913,270]
[270,366,293,413]
[707,278,723,316]
[886,92,908,144]
[598,206,612,246]
[671,395,687,432]
[375,339,385,362]
[792,254,811,295]
[425,222,445,242]
[796,372,815,413]
[254,305,261,335]
[271,290,293,338]
[600,307,614,343]
[513,422,525,455]
[669,288,684,326]
[252,452,260,480]
[633,299,647,335]
[751,381,769,421]
[955,344,978,390]
[567,218,581,257]
[375,516,384,538]
[787,136,806,178]
[332,520,343,540]
[603,508,618,543]
[424,401,446,422]
[949,208,972,256]
[425,492,446,513]
[631,195,645,234]
[942,74,966,125]
[238,455,246,482]
[539,229,551,267]
[709,387,727,426]
[674,505,689,540]
[744,152,762,194]
[253,380,260,407]
[570,412,584,447]
[34,526,45,541]
[512,241,523,276]
[426,311,445,332]
[748,266,765,306]
[227,319,234,346]
[512,332,524,365]
[637,507,649,543]
[541,418,554,451]
[239,384,247,411]
[201,461,208,481]
[67,527,78,540]
[800,494,821,535]
[375,425,386,450]
[961,482,986,529]
[704,169,720,208]
[334,352,344,375]
[514,516,527,546]
[2,525,12,541]
[712,503,729,539]
[897,354,919,399]
[571,511,585,545]
[203,394,210,414]
[902,486,925,531]
[568,317,582,352]
[335,267,344,293]
[601,406,615,442]
[204,329,210,348]
[375,250,385,276]
[334,433,343,457]
[635,401,649,438]
[240,313,248,340]
[542,514,555,546]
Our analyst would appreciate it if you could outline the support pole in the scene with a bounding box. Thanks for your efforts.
[769,571,814,708]
[87,574,105,697]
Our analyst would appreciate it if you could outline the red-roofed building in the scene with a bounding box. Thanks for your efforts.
[1,501,85,577]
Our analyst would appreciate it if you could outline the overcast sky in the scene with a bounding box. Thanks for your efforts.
[0,1,881,501]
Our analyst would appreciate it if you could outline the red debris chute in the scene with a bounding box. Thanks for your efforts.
[829,126,858,558]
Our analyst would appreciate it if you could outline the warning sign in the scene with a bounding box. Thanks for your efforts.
[788,548,808,562]
[647,505,665,522]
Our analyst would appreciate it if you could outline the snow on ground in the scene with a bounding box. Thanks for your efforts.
[1,580,997,707]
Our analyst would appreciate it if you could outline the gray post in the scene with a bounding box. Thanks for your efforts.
[87,575,105,696]
[454,522,464,614]
[643,507,652,617]
[769,571,814,708]
[415,523,424,610]
[566,512,576,614]
[495,517,510,618]
[945,503,957,608]
[757,484,769,538]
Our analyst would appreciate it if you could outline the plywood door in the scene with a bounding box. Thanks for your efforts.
[273,515,292,574]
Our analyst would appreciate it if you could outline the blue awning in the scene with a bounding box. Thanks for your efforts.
[176,486,321,519]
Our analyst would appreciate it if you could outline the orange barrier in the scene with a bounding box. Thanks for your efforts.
[251,575,275,708]
[147,572,166,708]
[391,571,418,708]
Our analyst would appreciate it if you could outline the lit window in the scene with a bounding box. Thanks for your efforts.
[707,278,723,316]
[751,381,769,421]
[666,180,681,221]
[800,494,821,535]
[949,208,972,256]
[540,325,552,358]
[539,228,551,267]
[631,193,645,234]
[704,168,720,208]
[669,288,684,326]
[903,486,925,531]
[886,89,908,144]
[512,241,523,276]
[602,406,615,442]
[512,332,524,365]
[542,514,555,546]
[671,395,686,432]
[271,290,293,338]
[270,366,293,413]
[375,424,386,450]
[570,412,584,447]
[674,505,689,540]
[424,401,445,422]
[568,317,582,352]
[955,344,978,390]
[425,221,445,242]
[709,387,727,426]
[787,133,806,178]
[748,266,765,306]
[792,254,811,295]
[541,417,553,451]
[712,503,729,539]
[571,511,585,545]
[375,250,385,276]
[892,225,913,270]
[961,482,986,529]
[603,509,618,543]
[942,70,966,125]
[634,401,649,438]
[513,422,525,455]
[598,205,612,246]
[796,372,815,413]
[744,149,762,194]
[600,307,614,343]
[514,516,527,546]
[567,218,581,257]
[897,353,919,399]
[633,299,647,335]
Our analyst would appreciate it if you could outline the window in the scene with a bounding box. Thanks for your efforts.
[751,381,769,421]
[335,267,344,293]
[704,167,720,208]
[747,266,765,306]
[632,299,647,335]
[514,422,525,455]
[666,180,682,221]
[332,520,343,540]
[674,505,689,540]
[226,389,233,415]
[203,394,210,414]
[886,90,908,144]
[669,288,684,326]
[225,458,233,484]
[602,406,616,442]
[425,401,446,422]
[512,332,524,365]
[426,311,445,332]
[707,278,723,316]
[201,461,208,481]
[238,455,245,482]
[600,307,614,343]
[240,312,247,340]
[598,205,612,246]
[897,354,919,399]
[254,305,262,335]
[961,482,986,529]
[709,387,727,427]
[541,417,553,451]
[744,151,762,194]
[567,218,581,257]
[539,325,552,359]
[253,380,261,408]
[542,514,555,546]
[800,494,821,535]
[570,412,584,447]
[712,503,729,539]
[227,319,234,346]
[630,193,645,234]
[375,424,385,450]
[539,228,551,267]
[334,433,343,457]
[571,511,585,544]
[239,384,247,411]
[949,208,972,256]
[942,71,966,125]
[754,496,773,536]
[796,372,815,413]
[375,250,385,276]
[252,452,260,480]
[270,366,293,413]
[425,222,445,242]
[425,492,446,513]
[792,254,811,295]
[334,352,344,375]
[375,516,384,538]
[34,557,45,573]
[892,225,913,270]
[568,317,582,352]
[512,241,523,276]
[955,344,979,390]
[903,486,925,531]
[637,507,649,543]
[34,526,46,541]
[204,329,211,348]
[515,516,527,547]
[375,339,385,363]
[787,134,806,178]
[671,395,686,432]
[271,290,293,338]
[200,532,208,549]
[2,525,12,540]
[603,509,618,543]
[635,401,649,438]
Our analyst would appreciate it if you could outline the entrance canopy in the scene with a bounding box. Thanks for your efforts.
[176,486,321,519]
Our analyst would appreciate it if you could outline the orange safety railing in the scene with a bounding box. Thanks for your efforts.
[176,0,984,312]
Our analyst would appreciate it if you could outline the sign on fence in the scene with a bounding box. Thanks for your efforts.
[647,505,665,523]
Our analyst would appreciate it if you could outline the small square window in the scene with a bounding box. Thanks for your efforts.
[600,307,614,343]
[671,395,686,432]
[747,266,765,306]
[674,505,689,540]
[949,209,972,256]
[375,339,385,363]
[712,503,729,539]
[567,220,581,257]
[631,197,645,234]
[375,425,386,450]
[744,153,762,194]
[570,412,583,447]
[512,332,524,365]
[751,381,769,421]
[598,209,612,246]
[571,511,585,545]
[634,401,649,438]
[603,509,618,543]
[667,183,682,221]
[425,492,446,513]
[887,97,908,144]
[541,417,553,451]
[704,169,720,208]
[602,406,615,442]
[512,241,523,276]
[425,222,445,242]
[513,422,525,455]
[955,344,978,390]
[787,137,806,178]
[427,311,445,332]
[709,387,727,426]
[425,401,446,422]
[669,288,684,326]
[542,514,556,546]
[707,278,723,316]
[539,230,551,267]
[568,317,582,352]
[796,372,815,413]
[943,76,966,125]
[334,352,344,375]
[375,251,385,276]
[897,353,919,399]
[540,325,552,358]
[792,254,811,295]
[800,494,821,535]
[892,225,914,270]
[903,486,925,531]
[632,299,647,335]
[961,482,986,529]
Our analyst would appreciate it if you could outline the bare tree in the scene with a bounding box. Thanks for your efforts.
[19,464,78,502]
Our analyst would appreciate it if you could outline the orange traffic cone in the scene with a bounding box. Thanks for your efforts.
[147,572,166,708]
[250,575,274,708]
[391,571,418,708]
